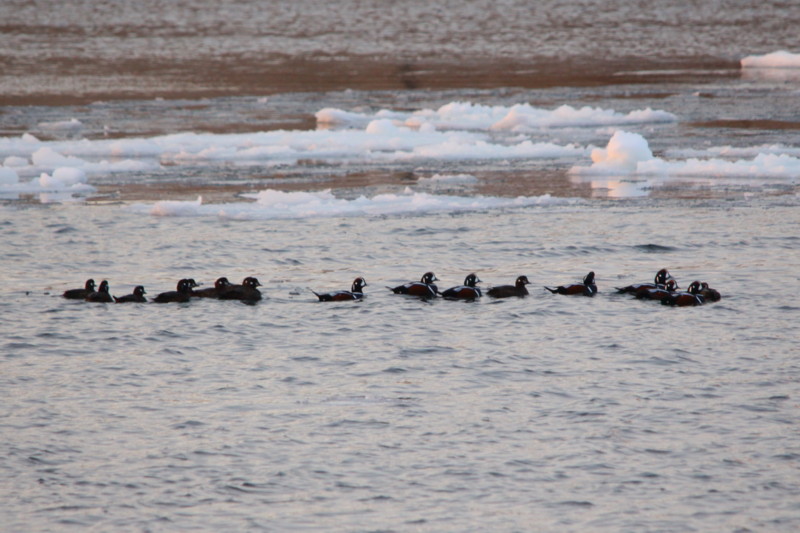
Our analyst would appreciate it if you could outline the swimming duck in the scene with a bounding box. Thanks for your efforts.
[85,280,113,303]
[192,277,231,298]
[635,278,679,300]
[616,268,675,295]
[388,272,439,299]
[114,285,147,303]
[219,276,262,302]
[312,277,367,301]
[487,275,530,298]
[63,279,96,299]
[153,279,194,303]
[441,273,482,300]
[545,271,597,297]
[699,282,721,302]
[661,281,705,307]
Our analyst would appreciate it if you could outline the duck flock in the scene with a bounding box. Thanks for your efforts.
[61,268,721,307]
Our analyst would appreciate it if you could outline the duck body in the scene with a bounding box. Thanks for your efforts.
[388,272,439,299]
[63,279,95,299]
[545,271,597,297]
[219,277,262,302]
[114,285,147,303]
[442,273,482,300]
[616,268,674,294]
[487,275,530,298]
[661,281,705,307]
[85,280,113,303]
[153,279,194,303]
[699,282,721,302]
[313,277,367,301]
[192,277,231,299]
[635,279,679,300]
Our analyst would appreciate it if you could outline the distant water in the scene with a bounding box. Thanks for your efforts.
[1,0,800,531]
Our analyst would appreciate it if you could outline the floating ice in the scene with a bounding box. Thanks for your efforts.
[0,167,19,185]
[1,120,586,171]
[317,102,676,132]
[3,156,28,167]
[666,144,800,159]
[417,173,479,184]
[0,165,96,198]
[571,131,800,179]
[136,188,583,220]
[741,50,800,69]
[37,118,84,138]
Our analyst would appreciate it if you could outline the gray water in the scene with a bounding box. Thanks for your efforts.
[2,0,800,531]
[2,199,799,532]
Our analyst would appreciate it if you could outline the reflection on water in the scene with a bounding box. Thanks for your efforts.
[571,176,656,198]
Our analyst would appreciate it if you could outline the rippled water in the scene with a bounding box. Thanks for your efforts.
[2,199,799,531]
[2,0,800,530]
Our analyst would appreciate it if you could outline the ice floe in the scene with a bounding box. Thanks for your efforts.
[0,164,96,201]
[317,102,676,132]
[571,131,800,179]
[135,188,583,220]
[741,50,800,69]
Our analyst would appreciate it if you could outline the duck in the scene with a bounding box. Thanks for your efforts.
[661,281,705,307]
[615,268,674,294]
[219,276,262,302]
[544,271,597,297]
[311,277,367,301]
[153,279,194,303]
[388,272,439,299]
[635,278,679,301]
[114,285,147,303]
[441,273,482,300]
[63,279,96,299]
[699,282,721,302]
[487,275,530,298]
[192,277,232,298]
[85,280,113,303]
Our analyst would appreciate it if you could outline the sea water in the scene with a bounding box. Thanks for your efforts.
[1,0,800,531]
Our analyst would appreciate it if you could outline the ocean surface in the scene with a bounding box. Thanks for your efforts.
[2,1,800,531]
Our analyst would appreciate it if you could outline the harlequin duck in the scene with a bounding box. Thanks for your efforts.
[153,279,194,303]
[487,275,530,298]
[219,276,262,302]
[192,277,231,298]
[63,279,96,299]
[616,268,674,294]
[114,285,147,303]
[441,273,482,300]
[388,272,439,299]
[661,281,705,307]
[312,277,367,301]
[85,280,113,303]
[635,279,679,301]
[699,282,721,302]
[545,271,597,297]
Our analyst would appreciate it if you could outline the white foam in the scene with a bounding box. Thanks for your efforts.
[317,101,677,131]
[571,131,800,179]
[135,188,583,220]
[741,50,800,69]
